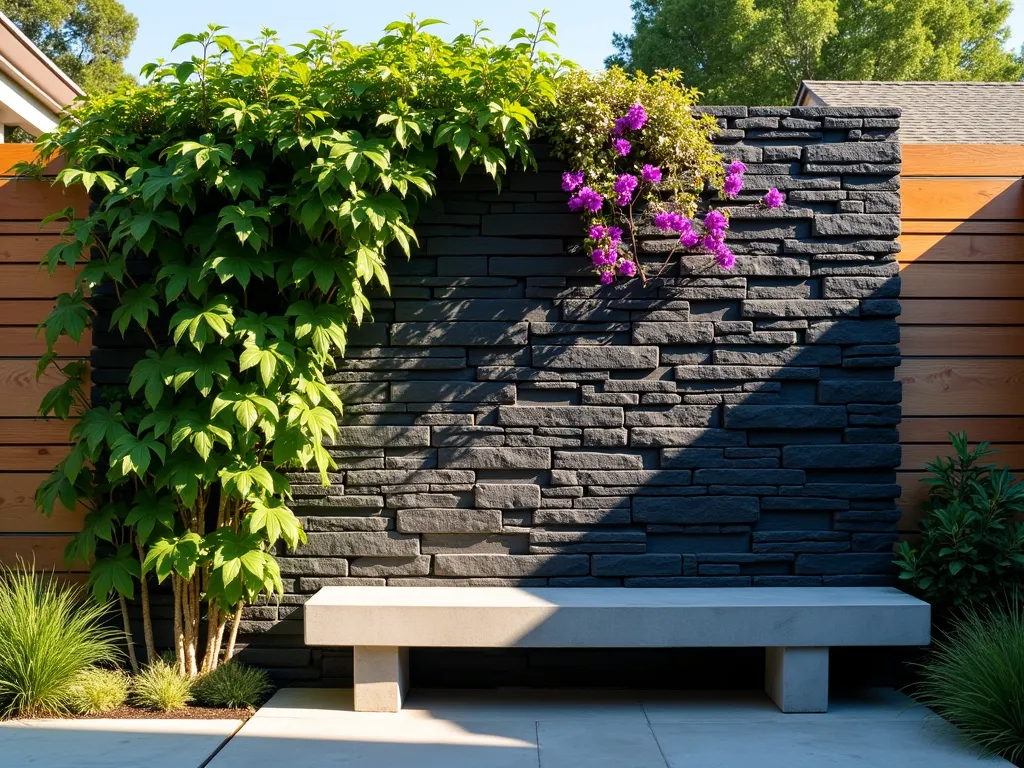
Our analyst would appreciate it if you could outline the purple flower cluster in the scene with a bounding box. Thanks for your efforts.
[568,186,604,213]
[764,188,786,208]
[722,159,746,200]
[613,173,638,206]
[654,211,686,232]
[562,170,584,192]
[641,164,662,184]
[613,138,631,156]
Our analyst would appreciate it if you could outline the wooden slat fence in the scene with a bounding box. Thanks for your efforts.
[0,145,89,569]
[898,145,1024,533]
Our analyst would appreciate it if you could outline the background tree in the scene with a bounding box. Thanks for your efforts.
[608,0,1024,105]
[0,0,137,93]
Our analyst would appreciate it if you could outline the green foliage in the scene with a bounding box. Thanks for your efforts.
[609,0,1024,105]
[131,661,193,711]
[67,667,130,714]
[894,432,1024,611]
[33,15,566,674]
[0,562,120,718]
[192,662,271,708]
[541,66,722,218]
[0,0,139,94]
[914,599,1024,763]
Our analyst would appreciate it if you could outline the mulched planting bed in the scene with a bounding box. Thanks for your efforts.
[24,705,255,721]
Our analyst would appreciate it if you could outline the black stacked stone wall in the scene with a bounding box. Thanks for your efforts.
[96,106,905,684]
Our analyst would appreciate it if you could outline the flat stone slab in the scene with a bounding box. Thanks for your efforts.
[305,586,930,648]
[0,717,241,768]
[205,688,1010,768]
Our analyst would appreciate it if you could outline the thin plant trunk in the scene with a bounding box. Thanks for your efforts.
[137,538,156,665]
[223,601,244,663]
[202,601,220,674]
[118,592,139,673]
[172,577,185,675]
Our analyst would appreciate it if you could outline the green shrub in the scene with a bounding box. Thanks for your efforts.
[67,668,130,714]
[914,601,1024,762]
[193,662,271,708]
[0,562,120,718]
[894,431,1024,611]
[131,661,192,711]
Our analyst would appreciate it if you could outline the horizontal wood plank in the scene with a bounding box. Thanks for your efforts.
[0,535,82,570]
[0,146,64,176]
[0,472,82,532]
[902,179,1024,221]
[0,179,89,220]
[901,443,1024,471]
[0,418,74,444]
[901,417,1024,443]
[899,263,1024,298]
[901,145,1024,177]
[0,300,58,325]
[900,326,1024,356]
[0,445,71,470]
[901,220,1024,234]
[0,326,91,357]
[0,264,79,298]
[0,234,68,263]
[898,234,1024,263]
[0,360,71,417]
[899,359,1024,416]
[899,299,1024,325]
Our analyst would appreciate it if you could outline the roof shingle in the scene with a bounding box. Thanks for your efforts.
[796,81,1024,144]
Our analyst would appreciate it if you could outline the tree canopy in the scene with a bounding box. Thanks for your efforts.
[608,0,1024,105]
[0,0,138,93]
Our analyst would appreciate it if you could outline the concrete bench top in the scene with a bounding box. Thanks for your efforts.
[304,586,930,649]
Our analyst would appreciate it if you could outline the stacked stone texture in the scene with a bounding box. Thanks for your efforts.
[96,106,905,681]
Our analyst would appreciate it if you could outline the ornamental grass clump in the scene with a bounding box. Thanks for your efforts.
[131,661,193,711]
[914,601,1024,763]
[67,667,130,714]
[192,662,271,708]
[0,562,120,718]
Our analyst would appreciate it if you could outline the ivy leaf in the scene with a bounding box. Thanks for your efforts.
[287,301,348,359]
[143,532,204,582]
[110,284,159,336]
[169,296,236,352]
[154,455,208,509]
[125,493,178,544]
[157,260,208,303]
[71,406,130,454]
[211,384,279,431]
[87,545,141,602]
[239,340,296,389]
[219,461,275,500]
[173,347,235,397]
[170,412,233,461]
[129,350,179,409]
[216,200,271,251]
[40,292,91,345]
[109,432,167,479]
[246,497,306,551]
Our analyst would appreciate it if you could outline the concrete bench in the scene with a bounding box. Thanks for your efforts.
[304,586,930,714]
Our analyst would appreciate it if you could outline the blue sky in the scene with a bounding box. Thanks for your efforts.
[121,0,1024,77]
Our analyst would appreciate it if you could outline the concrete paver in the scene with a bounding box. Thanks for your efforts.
[0,717,241,768]
[204,688,1013,768]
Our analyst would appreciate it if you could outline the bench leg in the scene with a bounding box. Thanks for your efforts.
[764,647,829,713]
[353,646,409,712]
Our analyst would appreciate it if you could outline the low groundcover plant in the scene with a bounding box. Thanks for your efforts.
[192,662,271,708]
[68,667,131,714]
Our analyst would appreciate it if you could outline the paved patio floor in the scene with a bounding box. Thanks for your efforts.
[0,716,242,767]
[207,688,1011,768]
